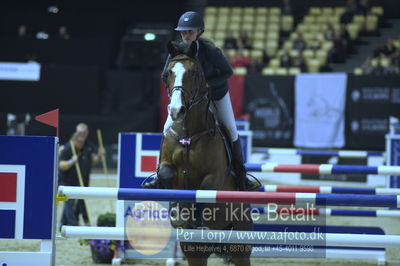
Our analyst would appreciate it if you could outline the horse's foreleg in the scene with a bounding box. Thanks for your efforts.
[232,257,251,266]
[186,257,208,266]
[199,173,222,190]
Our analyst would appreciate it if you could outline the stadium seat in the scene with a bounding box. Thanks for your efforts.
[307,58,320,72]
[321,41,334,51]
[255,23,267,32]
[303,16,315,24]
[290,50,300,57]
[269,58,281,68]
[231,15,242,23]
[268,23,280,32]
[256,7,268,16]
[281,15,294,32]
[269,7,281,16]
[205,6,217,16]
[257,15,268,24]
[234,67,247,75]
[380,57,390,67]
[366,15,378,32]
[231,7,242,15]
[275,68,288,75]
[353,67,363,75]
[347,23,360,40]
[288,67,301,75]
[334,7,345,16]
[266,41,278,56]
[303,49,315,60]
[322,7,333,15]
[371,6,384,16]
[253,41,265,50]
[219,7,230,16]
[261,67,276,75]
[267,32,279,41]
[316,50,328,66]
[243,7,255,16]
[309,7,321,16]
[282,40,293,51]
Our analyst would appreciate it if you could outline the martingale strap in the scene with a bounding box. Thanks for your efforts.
[169,128,214,185]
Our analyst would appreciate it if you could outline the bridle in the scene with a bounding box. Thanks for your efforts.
[167,56,209,112]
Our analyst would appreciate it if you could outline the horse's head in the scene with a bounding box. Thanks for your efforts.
[165,41,208,122]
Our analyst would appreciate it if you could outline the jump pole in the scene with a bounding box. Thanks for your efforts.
[245,163,400,176]
[61,226,400,249]
[58,186,400,208]
[259,185,400,195]
[252,148,384,158]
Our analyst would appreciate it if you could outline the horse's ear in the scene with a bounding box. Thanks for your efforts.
[167,41,178,56]
[188,41,198,57]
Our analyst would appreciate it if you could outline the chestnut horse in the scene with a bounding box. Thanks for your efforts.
[158,41,252,266]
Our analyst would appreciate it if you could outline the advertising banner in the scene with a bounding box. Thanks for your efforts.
[346,75,400,150]
[244,75,294,147]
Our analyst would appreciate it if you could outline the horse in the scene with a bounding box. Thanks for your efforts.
[157,41,253,266]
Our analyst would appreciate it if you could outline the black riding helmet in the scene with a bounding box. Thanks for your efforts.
[175,11,204,31]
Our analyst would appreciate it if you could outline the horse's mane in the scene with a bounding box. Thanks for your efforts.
[171,41,193,55]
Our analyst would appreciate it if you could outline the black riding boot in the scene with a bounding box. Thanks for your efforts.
[232,138,260,191]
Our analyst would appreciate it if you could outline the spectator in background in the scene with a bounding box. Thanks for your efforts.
[58,25,70,40]
[280,50,293,68]
[333,31,346,62]
[59,132,84,227]
[345,0,358,13]
[391,49,400,69]
[292,52,307,72]
[309,36,321,51]
[380,57,398,75]
[230,49,251,68]
[340,24,350,43]
[362,56,398,75]
[223,31,238,50]
[373,41,384,57]
[361,57,375,74]
[17,24,29,39]
[282,0,293,16]
[357,0,369,16]
[238,31,252,49]
[293,33,306,51]
[73,123,105,225]
[341,0,357,24]
[324,23,335,41]
[249,58,264,73]
[383,39,397,57]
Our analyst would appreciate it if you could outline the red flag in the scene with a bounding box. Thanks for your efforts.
[35,109,59,137]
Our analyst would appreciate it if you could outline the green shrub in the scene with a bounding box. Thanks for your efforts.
[96,212,116,227]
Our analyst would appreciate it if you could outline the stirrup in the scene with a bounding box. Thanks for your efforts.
[243,173,261,191]
[141,173,160,189]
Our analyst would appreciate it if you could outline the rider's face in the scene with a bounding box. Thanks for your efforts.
[180,30,199,44]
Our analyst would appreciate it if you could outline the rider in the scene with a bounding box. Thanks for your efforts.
[144,11,259,191]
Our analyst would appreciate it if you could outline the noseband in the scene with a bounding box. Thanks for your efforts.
[168,56,209,111]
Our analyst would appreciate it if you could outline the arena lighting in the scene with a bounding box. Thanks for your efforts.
[47,5,59,14]
[144,32,156,41]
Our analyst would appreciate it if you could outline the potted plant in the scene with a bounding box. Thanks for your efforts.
[86,212,126,264]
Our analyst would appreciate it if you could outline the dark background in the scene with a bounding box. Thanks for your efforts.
[0,0,399,150]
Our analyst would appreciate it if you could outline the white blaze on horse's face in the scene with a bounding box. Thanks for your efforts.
[169,62,186,121]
